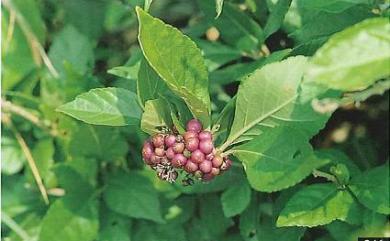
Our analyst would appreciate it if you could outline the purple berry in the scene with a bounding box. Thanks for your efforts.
[202,173,214,181]
[191,149,205,164]
[150,155,161,165]
[155,147,165,157]
[206,153,214,161]
[142,143,154,160]
[173,142,185,153]
[172,154,187,168]
[211,167,220,176]
[184,161,198,173]
[199,160,212,173]
[186,138,199,152]
[165,135,176,147]
[184,131,198,142]
[152,134,165,147]
[186,119,202,133]
[221,158,232,171]
[198,131,212,141]
[199,140,214,154]
[212,156,223,167]
[166,147,175,159]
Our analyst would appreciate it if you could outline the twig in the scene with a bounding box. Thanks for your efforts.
[312,169,338,183]
[2,0,59,78]
[3,116,50,205]
[1,212,31,241]
[1,99,57,136]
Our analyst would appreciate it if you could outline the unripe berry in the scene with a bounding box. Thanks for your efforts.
[165,135,176,147]
[191,149,205,164]
[221,158,232,171]
[171,154,187,168]
[186,119,202,133]
[199,140,214,154]
[183,149,192,158]
[173,142,185,154]
[186,138,199,152]
[184,131,198,142]
[211,167,220,176]
[152,134,165,147]
[199,160,212,173]
[194,170,203,179]
[184,161,198,173]
[198,131,212,141]
[154,147,165,157]
[212,156,223,167]
[166,147,175,159]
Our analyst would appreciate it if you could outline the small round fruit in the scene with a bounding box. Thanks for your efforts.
[166,147,175,159]
[194,170,203,179]
[186,138,199,152]
[165,135,176,147]
[152,134,165,147]
[191,149,205,164]
[221,158,232,171]
[154,147,165,157]
[150,155,161,165]
[202,173,214,181]
[212,156,223,167]
[184,131,198,142]
[184,161,198,173]
[199,140,214,154]
[198,131,212,141]
[211,167,220,176]
[206,153,214,161]
[199,160,212,173]
[186,119,202,133]
[142,143,154,160]
[171,154,187,168]
[183,149,192,158]
[173,142,185,154]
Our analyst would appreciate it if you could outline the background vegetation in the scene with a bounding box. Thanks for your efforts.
[1,0,389,241]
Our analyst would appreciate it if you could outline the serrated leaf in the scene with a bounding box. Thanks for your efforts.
[306,18,390,91]
[349,163,390,215]
[103,171,164,223]
[136,7,211,126]
[277,183,357,227]
[137,58,168,107]
[141,99,172,135]
[233,126,329,192]
[57,87,142,126]
[222,56,313,149]
[221,179,251,217]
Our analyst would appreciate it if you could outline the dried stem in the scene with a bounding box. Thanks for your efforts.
[1,212,31,240]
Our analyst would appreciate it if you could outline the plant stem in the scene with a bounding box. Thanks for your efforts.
[1,212,31,241]
[312,169,338,183]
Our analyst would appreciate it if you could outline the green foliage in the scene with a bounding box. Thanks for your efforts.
[2,1,389,240]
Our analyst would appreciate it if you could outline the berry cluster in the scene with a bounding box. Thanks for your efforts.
[142,119,232,184]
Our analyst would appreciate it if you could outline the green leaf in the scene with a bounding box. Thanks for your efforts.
[103,171,164,223]
[277,183,358,227]
[298,0,370,13]
[136,7,211,126]
[349,163,390,215]
[222,56,309,149]
[98,208,131,241]
[39,165,98,241]
[305,18,390,91]
[26,138,54,184]
[1,135,26,175]
[49,25,94,77]
[264,0,292,38]
[57,87,142,126]
[215,0,224,18]
[137,58,168,107]
[233,126,330,192]
[141,99,172,135]
[221,179,251,217]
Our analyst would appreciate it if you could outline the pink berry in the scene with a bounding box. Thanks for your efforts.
[150,155,161,165]
[199,140,214,154]
[212,156,223,167]
[199,160,212,173]
[184,161,198,173]
[154,147,165,157]
[165,135,176,147]
[185,138,199,152]
[173,142,185,153]
[184,131,198,142]
[152,134,165,147]
[202,173,214,181]
[221,158,232,171]
[191,149,205,164]
[198,131,212,141]
[172,154,187,168]
[166,147,175,159]
[142,143,154,160]
[211,167,220,176]
[206,153,214,161]
[186,119,202,133]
